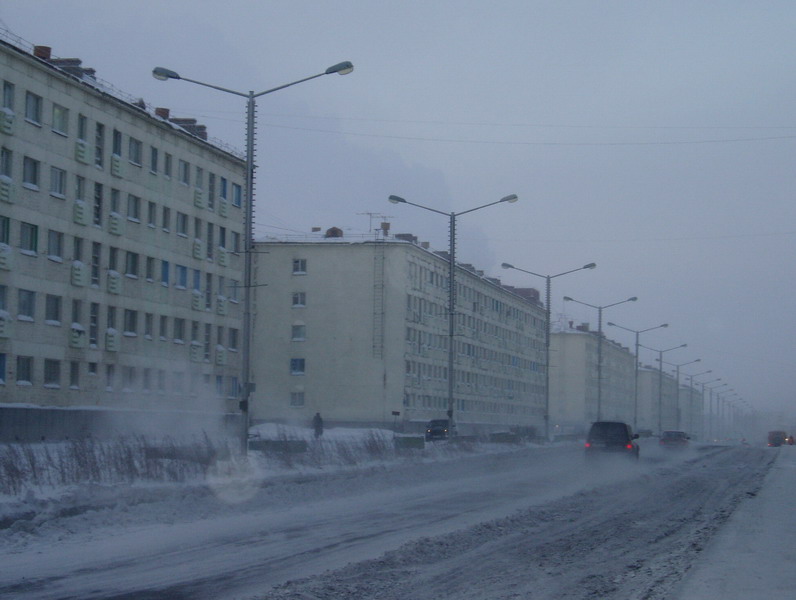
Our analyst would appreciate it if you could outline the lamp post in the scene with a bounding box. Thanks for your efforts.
[153,61,354,455]
[607,321,668,430]
[387,194,518,427]
[639,343,686,435]
[684,370,712,438]
[659,358,700,430]
[563,295,637,422]
[501,261,596,441]
[704,381,727,441]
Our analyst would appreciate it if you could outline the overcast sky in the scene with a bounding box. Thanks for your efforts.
[3,1,795,421]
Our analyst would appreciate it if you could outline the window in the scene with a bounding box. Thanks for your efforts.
[144,313,153,338]
[89,303,99,345]
[94,122,105,168]
[22,156,40,188]
[228,328,239,350]
[290,358,306,375]
[219,177,228,200]
[112,129,123,156]
[123,309,138,335]
[73,237,84,262]
[292,292,306,307]
[128,137,142,165]
[179,159,190,185]
[205,273,213,309]
[44,359,61,387]
[124,251,139,277]
[146,256,155,281]
[18,289,36,320]
[0,353,6,385]
[291,324,306,341]
[71,298,82,323]
[77,114,87,141]
[105,364,115,390]
[0,216,8,244]
[49,166,66,197]
[126,194,141,221]
[173,317,185,342]
[93,183,103,225]
[45,294,62,323]
[149,147,158,173]
[91,242,101,285]
[206,223,214,259]
[123,366,136,390]
[0,285,5,311]
[232,231,241,254]
[25,91,42,124]
[164,153,172,177]
[290,392,305,407]
[0,147,11,177]
[193,269,201,292]
[195,166,204,189]
[161,260,170,285]
[110,188,121,213]
[162,207,171,231]
[107,305,117,329]
[207,173,216,210]
[176,212,188,235]
[158,315,169,340]
[218,226,226,249]
[229,279,239,302]
[194,217,202,239]
[2,80,14,110]
[175,264,188,288]
[20,222,38,253]
[17,356,33,384]
[75,175,85,200]
[47,229,64,259]
[147,201,157,227]
[292,259,307,274]
[52,104,69,135]
[204,323,211,360]
[232,183,242,207]
[108,246,118,271]
[70,361,80,388]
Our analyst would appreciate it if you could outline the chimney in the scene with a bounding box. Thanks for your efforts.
[33,46,52,60]
[155,107,170,120]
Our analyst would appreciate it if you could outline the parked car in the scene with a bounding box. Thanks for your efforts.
[767,430,788,447]
[659,430,690,450]
[584,421,639,460]
[425,419,454,441]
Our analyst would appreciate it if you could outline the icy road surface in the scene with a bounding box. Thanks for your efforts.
[0,443,774,599]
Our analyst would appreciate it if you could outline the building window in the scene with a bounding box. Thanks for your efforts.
[144,312,153,338]
[107,305,116,329]
[162,207,171,231]
[105,364,115,391]
[71,298,82,324]
[161,260,170,286]
[292,292,306,307]
[110,188,121,214]
[290,392,305,407]
[228,328,239,350]
[0,146,11,177]
[91,242,101,285]
[45,294,62,324]
[72,237,84,262]
[19,222,38,253]
[176,264,188,288]
[24,91,42,124]
[229,279,239,302]
[178,159,190,185]
[164,152,172,177]
[159,315,168,340]
[232,231,241,254]
[292,259,307,274]
[195,166,204,189]
[232,183,242,207]
[146,256,155,281]
[94,122,105,168]
[123,366,136,390]
[51,103,69,135]
[0,353,5,385]
[44,359,61,387]
[89,303,99,345]
[291,324,306,341]
[77,114,87,141]
[17,356,33,385]
[93,183,103,226]
[205,273,213,309]
[150,147,158,173]
[70,361,80,388]
[108,246,118,271]
[126,194,141,221]
[112,129,123,156]
[204,323,211,360]
[47,229,64,259]
[123,309,138,335]
[128,137,143,165]
[22,156,40,189]
[17,289,36,320]
[147,201,157,227]
[49,166,66,197]
[124,251,139,277]
[290,358,305,375]
[142,368,152,391]
[2,80,14,110]
[0,216,8,244]
[176,212,188,236]
[173,317,185,342]
[207,173,216,210]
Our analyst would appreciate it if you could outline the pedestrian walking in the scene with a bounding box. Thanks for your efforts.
[312,412,324,438]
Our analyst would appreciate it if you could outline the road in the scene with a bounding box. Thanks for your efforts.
[0,442,774,599]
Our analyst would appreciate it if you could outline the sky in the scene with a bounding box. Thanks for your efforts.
[2,1,795,419]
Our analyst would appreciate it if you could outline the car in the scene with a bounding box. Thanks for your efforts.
[425,419,454,441]
[584,421,639,460]
[767,430,788,447]
[659,430,690,449]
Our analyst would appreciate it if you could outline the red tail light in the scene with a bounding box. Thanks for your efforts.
[585,442,591,448]
[626,443,634,449]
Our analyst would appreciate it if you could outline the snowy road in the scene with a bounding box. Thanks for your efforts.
[0,443,774,599]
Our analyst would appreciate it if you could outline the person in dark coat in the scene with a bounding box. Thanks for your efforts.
[312,412,324,438]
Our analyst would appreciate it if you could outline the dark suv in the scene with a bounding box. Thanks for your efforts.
[425,419,454,441]
[585,421,639,460]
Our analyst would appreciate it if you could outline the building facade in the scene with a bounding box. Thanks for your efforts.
[549,323,635,435]
[250,233,548,433]
[0,38,246,417]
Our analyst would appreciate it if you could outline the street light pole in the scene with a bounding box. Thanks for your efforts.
[388,194,518,427]
[501,261,596,441]
[684,370,712,438]
[607,321,668,430]
[702,380,726,441]
[639,343,687,435]
[153,61,354,455]
[660,358,701,430]
[563,295,637,422]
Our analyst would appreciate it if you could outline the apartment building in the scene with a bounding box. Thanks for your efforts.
[0,37,246,418]
[251,231,548,433]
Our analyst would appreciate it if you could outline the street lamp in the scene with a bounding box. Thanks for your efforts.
[563,295,637,421]
[501,262,596,441]
[154,61,354,454]
[388,194,518,426]
[659,358,700,430]
[607,321,668,430]
[684,370,712,437]
[704,380,727,441]
[639,342,686,435]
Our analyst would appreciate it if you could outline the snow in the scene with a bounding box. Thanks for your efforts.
[0,430,794,599]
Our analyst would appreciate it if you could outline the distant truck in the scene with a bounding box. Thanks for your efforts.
[767,431,788,447]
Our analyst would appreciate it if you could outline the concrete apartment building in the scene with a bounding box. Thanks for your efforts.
[548,322,635,435]
[250,231,548,434]
[0,36,246,429]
